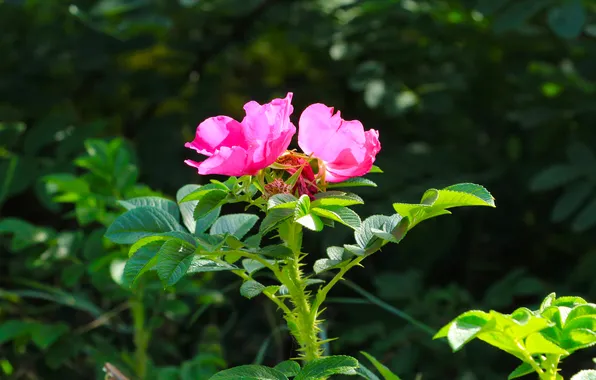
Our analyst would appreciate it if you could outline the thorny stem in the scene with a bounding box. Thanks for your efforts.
[540,354,560,380]
[281,223,321,363]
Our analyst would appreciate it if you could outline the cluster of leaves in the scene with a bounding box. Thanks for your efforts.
[1,138,226,379]
[435,293,596,379]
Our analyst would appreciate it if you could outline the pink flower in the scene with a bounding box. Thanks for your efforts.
[297,103,381,183]
[185,93,296,176]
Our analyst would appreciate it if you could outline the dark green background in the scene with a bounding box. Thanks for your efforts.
[2,0,596,379]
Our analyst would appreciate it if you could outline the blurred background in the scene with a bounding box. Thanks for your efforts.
[2,0,596,379]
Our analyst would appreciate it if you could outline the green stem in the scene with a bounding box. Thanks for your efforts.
[281,223,321,363]
[130,292,150,379]
[540,355,560,380]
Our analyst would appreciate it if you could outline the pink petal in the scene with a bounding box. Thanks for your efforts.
[185,116,247,156]
[184,146,250,176]
[298,103,381,182]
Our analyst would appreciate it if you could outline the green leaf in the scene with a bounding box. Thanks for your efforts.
[177,184,200,232]
[156,240,196,287]
[210,214,258,239]
[31,323,69,350]
[187,257,237,273]
[0,320,33,345]
[525,332,568,355]
[194,190,228,219]
[369,165,383,173]
[242,259,268,275]
[547,0,585,39]
[294,195,311,218]
[360,351,401,380]
[296,213,324,231]
[312,206,361,229]
[268,194,298,209]
[260,209,293,234]
[209,365,289,380]
[196,207,222,234]
[551,181,593,222]
[572,196,596,232]
[122,241,163,286]
[508,362,534,379]
[530,165,582,191]
[118,196,180,220]
[564,329,596,352]
[493,0,552,34]
[240,280,266,299]
[105,207,184,244]
[273,361,300,377]
[355,214,401,250]
[571,370,596,380]
[540,293,557,312]
[295,355,359,380]
[327,178,378,188]
[260,245,293,259]
[313,259,344,274]
[129,231,197,256]
[393,183,494,229]
[312,191,364,207]
[443,310,491,351]
[179,183,225,203]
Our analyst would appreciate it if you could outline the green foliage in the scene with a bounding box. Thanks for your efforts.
[435,293,596,379]
[360,351,402,380]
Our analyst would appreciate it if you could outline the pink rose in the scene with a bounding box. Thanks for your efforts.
[298,103,381,182]
[185,93,296,176]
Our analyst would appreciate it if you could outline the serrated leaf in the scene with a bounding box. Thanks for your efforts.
[187,257,237,273]
[260,209,293,234]
[194,190,228,219]
[355,214,401,250]
[129,231,197,257]
[327,177,377,188]
[313,259,344,274]
[240,280,266,299]
[430,183,496,208]
[296,214,324,231]
[508,362,534,379]
[312,206,361,229]
[209,365,289,380]
[156,240,196,287]
[118,196,180,220]
[360,351,401,380]
[268,194,298,209]
[122,241,163,286]
[295,355,359,380]
[273,361,300,377]
[540,293,557,312]
[179,183,224,203]
[105,207,184,244]
[312,192,364,207]
[210,214,258,239]
[530,164,582,191]
[547,0,586,39]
